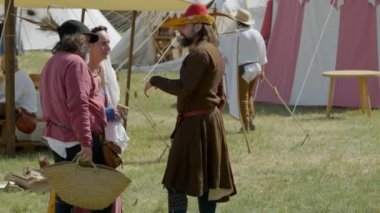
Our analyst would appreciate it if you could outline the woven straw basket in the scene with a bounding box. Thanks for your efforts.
[42,160,131,210]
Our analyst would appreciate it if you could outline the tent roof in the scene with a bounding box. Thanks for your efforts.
[18,8,121,50]
[0,0,190,11]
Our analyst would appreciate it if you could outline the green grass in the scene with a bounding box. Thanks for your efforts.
[1,52,380,212]
[18,51,52,74]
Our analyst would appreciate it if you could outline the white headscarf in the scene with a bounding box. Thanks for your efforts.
[102,58,120,108]
[101,57,129,152]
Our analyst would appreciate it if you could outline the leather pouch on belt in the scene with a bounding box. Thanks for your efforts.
[102,141,123,168]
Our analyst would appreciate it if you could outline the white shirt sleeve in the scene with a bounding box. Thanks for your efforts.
[15,70,38,113]
[238,27,268,66]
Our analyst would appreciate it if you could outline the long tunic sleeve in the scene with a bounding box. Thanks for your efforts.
[150,41,224,113]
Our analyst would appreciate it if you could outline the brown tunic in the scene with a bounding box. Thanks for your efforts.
[150,40,236,201]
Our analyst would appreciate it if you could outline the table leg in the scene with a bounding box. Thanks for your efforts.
[326,77,335,118]
[362,78,371,117]
[358,77,366,114]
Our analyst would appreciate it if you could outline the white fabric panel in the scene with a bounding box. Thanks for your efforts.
[272,0,279,33]
[220,32,240,119]
[289,0,340,106]
[17,8,121,50]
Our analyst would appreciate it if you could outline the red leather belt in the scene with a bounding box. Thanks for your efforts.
[180,107,215,118]
[171,107,216,140]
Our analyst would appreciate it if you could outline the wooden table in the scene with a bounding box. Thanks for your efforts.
[322,70,380,118]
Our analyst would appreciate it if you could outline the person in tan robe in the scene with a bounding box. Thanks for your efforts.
[144,3,236,213]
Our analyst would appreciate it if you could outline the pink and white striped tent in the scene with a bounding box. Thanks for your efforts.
[256,0,380,108]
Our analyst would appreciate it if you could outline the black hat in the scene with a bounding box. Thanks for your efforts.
[57,20,98,43]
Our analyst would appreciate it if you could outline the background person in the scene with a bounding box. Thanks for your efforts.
[39,19,112,212]
[0,57,37,115]
[233,8,267,132]
[0,57,37,133]
[77,25,127,213]
[144,3,236,212]
[88,25,129,154]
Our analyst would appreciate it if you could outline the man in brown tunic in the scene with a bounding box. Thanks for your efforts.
[144,3,236,213]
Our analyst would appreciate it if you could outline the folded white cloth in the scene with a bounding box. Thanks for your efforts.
[104,121,129,152]
[241,62,261,83]
[43,136,79,158]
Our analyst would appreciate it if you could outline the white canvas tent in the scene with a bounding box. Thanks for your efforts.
[0,7,121,51]
[110,0,268,72]
[110,11,181,68]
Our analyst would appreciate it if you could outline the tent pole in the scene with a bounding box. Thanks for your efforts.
[124,10,137,129]
[81,8,86,23]
[3,0,16,157]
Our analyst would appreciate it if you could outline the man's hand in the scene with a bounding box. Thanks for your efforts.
[144,80,153,97]
[76,146,92,162]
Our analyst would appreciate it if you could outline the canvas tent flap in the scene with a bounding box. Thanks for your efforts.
[17,8,121,50]
[0,7,121,50]
[256,0,380,108]
[0,0,190,11]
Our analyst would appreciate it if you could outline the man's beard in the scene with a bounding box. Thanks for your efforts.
[179,36,194,47]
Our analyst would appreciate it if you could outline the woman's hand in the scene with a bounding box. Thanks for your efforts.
[117,104,129,120]
[76,146,92,162]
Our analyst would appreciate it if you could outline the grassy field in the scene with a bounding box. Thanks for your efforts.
[0,51,379,212]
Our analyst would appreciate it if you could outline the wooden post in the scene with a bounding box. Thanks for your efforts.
[81,9,86,23]
[124,10,137,129]
[4,0,16,157]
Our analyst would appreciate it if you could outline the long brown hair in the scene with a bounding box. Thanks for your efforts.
[195,24,219,46]
[52,34,88,55]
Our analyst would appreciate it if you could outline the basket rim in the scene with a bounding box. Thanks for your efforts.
[42,160,131,210]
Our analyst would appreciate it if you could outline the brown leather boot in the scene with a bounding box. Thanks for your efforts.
[239,119,251,133]
[249,120,256,131]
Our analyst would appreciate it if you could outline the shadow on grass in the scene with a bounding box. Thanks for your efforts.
[0,148,51,159]
[253,102,350,117]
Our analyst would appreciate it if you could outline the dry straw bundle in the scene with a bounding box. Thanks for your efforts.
[42,160,131,210]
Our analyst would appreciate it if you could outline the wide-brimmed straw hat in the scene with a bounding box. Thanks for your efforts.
[231,9,255,26]
[162,3,215,28]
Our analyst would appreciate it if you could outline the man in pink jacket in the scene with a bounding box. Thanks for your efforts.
[40,20,108,213]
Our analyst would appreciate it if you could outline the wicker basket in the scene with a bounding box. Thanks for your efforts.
[42,160,131,210]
